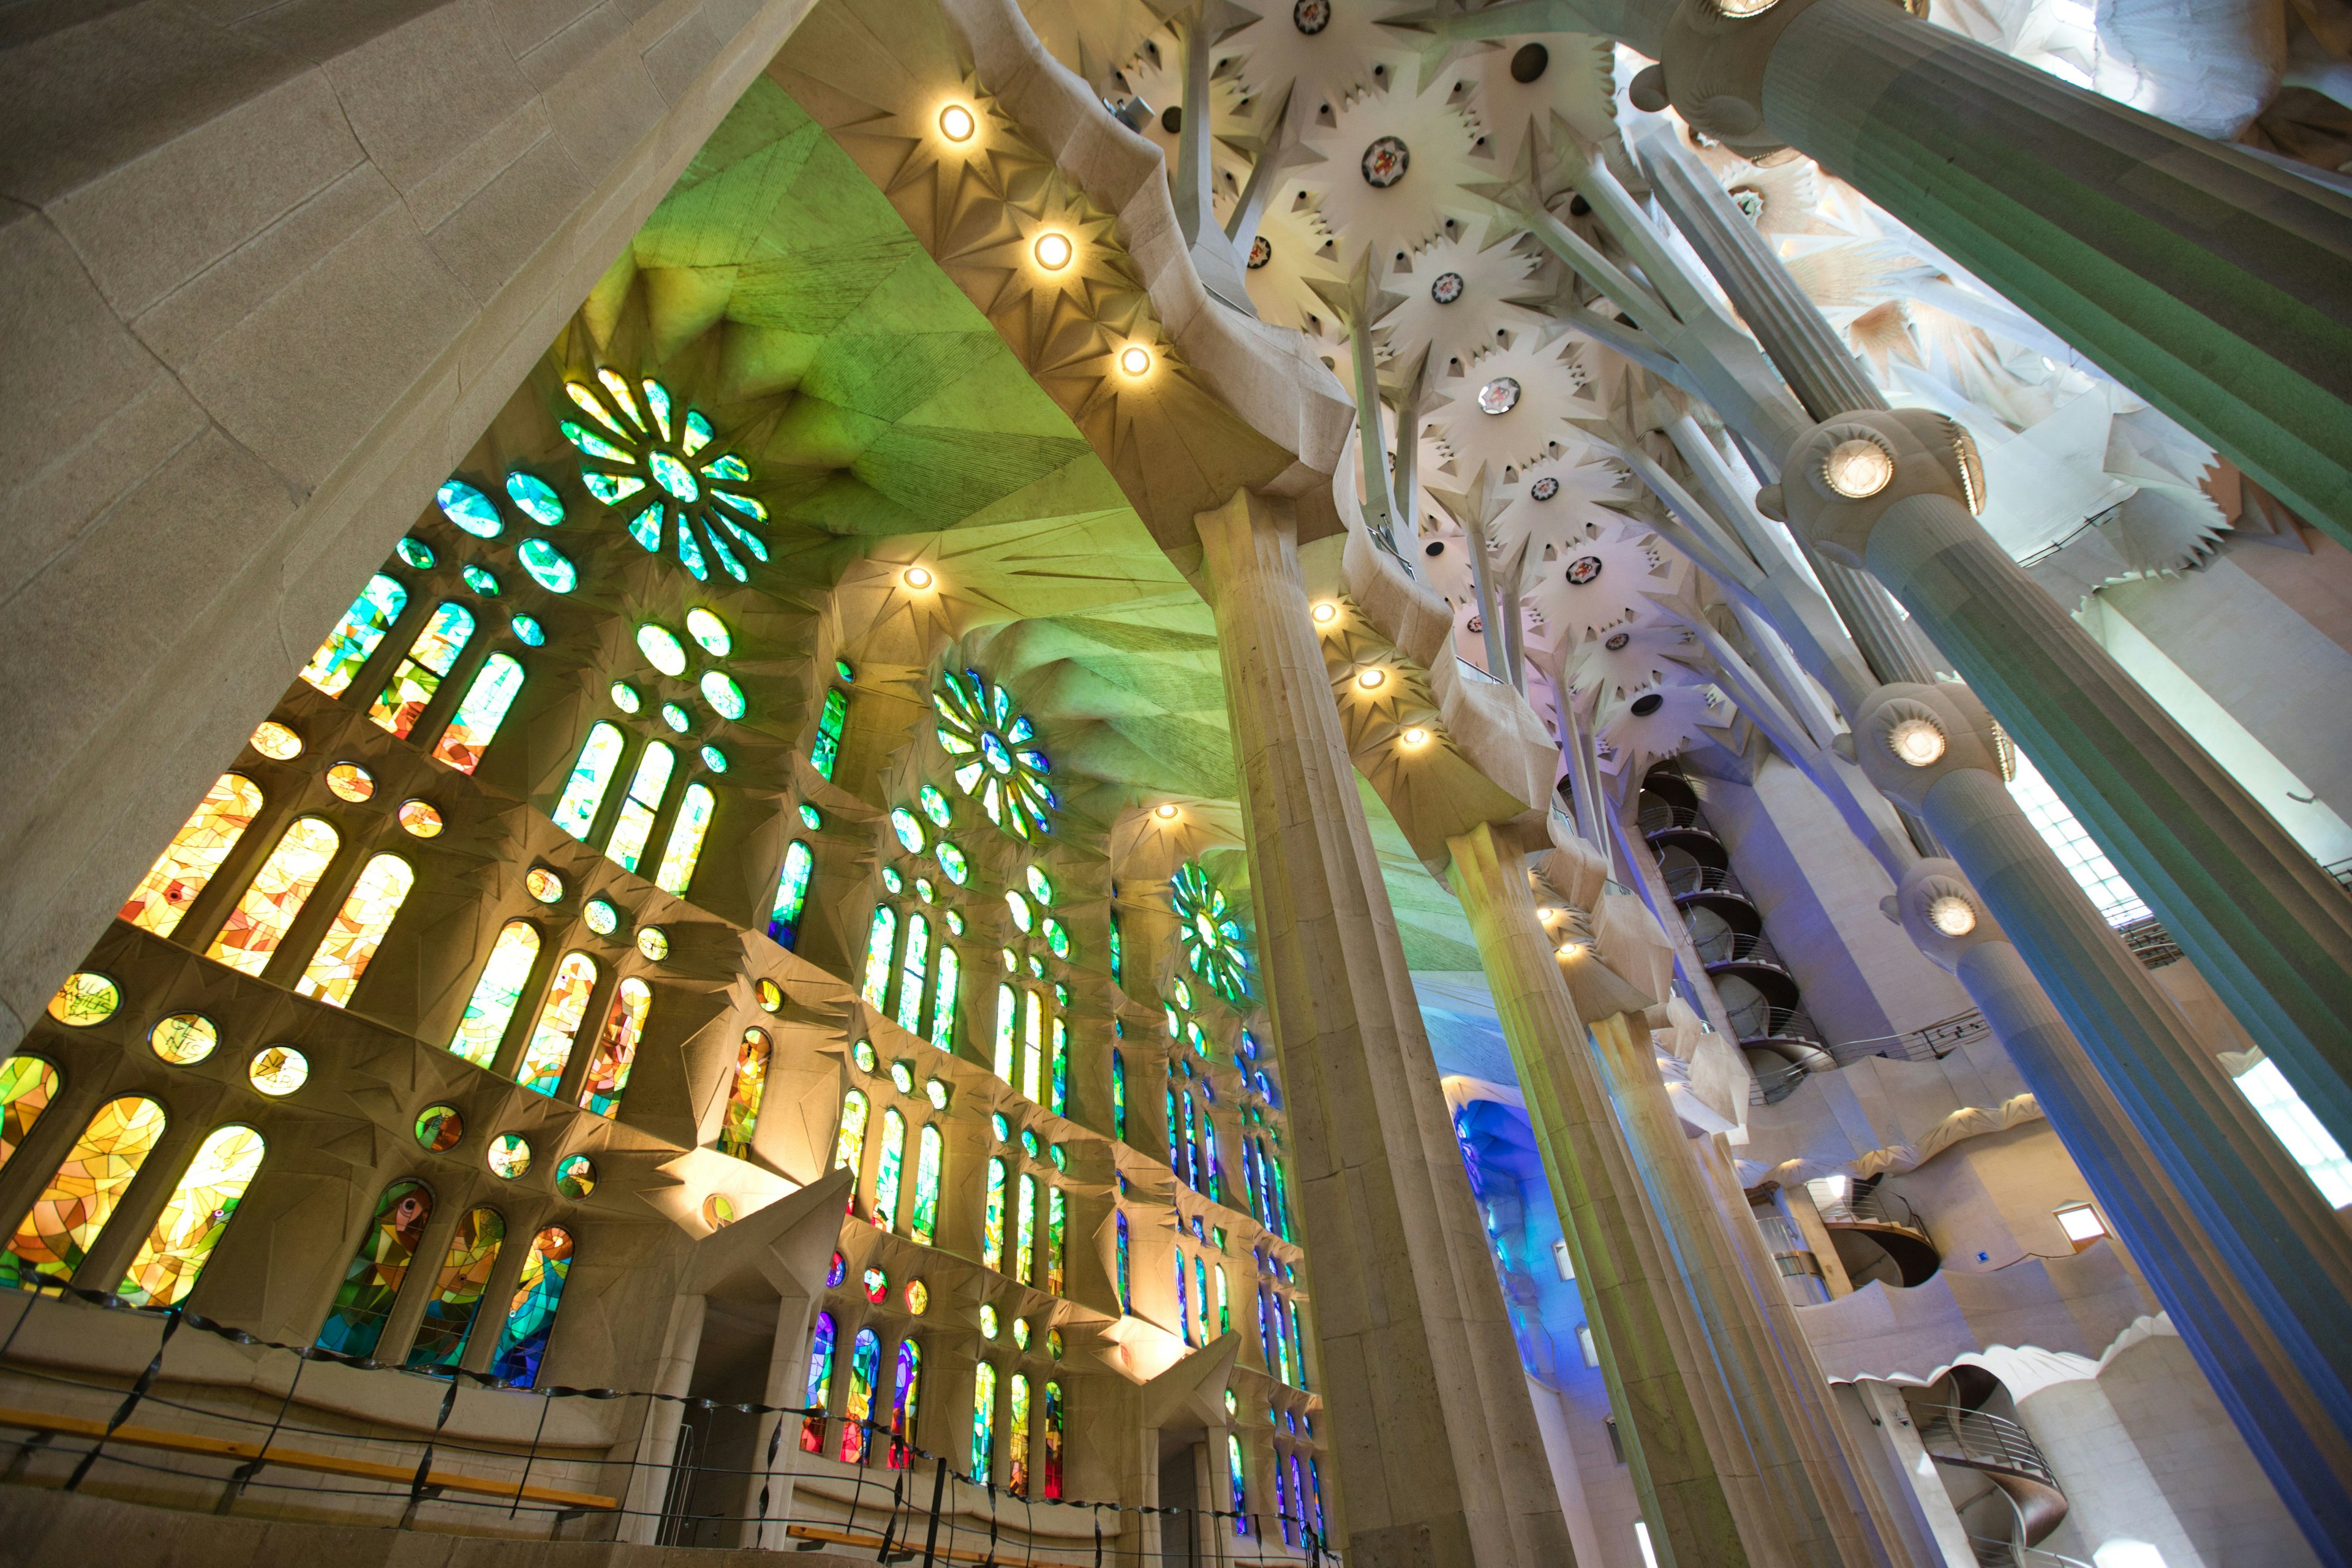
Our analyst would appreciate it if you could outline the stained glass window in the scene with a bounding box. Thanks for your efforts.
[1202,1118,1222,1205]
[206,816,339,978]
[861,905,897,1011]
[873,1107,907,1231]
[451,919,540,1068]
[1008,1372,1032,1495]
[1196,1255,1211,1344]
[812,688,848,781]
[0,1057,59,1170]
[117,1123,265,1308]
[1111,1049,1126,1141]
[983,1157,1007,1272]
[1260,1286,1278,1374]
[121,774,264,936]
[1229,1435,1249,1534]
[554,723,627,839]
[1215,1264,1230,1335]
[579,977,650,1118]
[1050,1017,1069,1115]
[1287,1296,1310,1390]
[1047,1186,1067,1295]
[992,984,1017,1084]
[841,1327,883,1463]
[1014,1171,1037,1286]
[295,853,413,1007]
[889,1339,922,1467]
[1291,1453,1311,1544]
[929,945,959,1052]
[407,1206,505,1367]
[1182,1093,1199,1193]
[1022,990,1042,1102]
[654,783,714,895]
[1115,1210,1131,1313]
[0,1096,164,1291]
[971,1359,998,1479]
[315,1180,432,1358]
[895,913,929,1033]
[516,952,599,1096]
[1176,1250,1193,1346]
[769,841,814,948]
[932,670,1056,839]
[720,1029,770,1159]
[431,653,524,774]
[834,1091,870,1213]
[368,602,475,738]
[911,1124,943,1245]
[1035,1379,1063,1499]
[606,741,675,873]
[301,573,408,696]
[801,1312,837,1452]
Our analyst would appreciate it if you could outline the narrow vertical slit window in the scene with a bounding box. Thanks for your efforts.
[300,573,409,696]
[578,977,651,1118]
[605,741,676,873]
[451,921,542,1068]
[430,652,524,774]
[406,1207,505,1367]
[553,724,627,840]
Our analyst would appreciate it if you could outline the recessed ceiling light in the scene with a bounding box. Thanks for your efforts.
[1034,232,1073,270]
[939,104,976,142]
[903,565,934,590]
[1118,345,1153,376]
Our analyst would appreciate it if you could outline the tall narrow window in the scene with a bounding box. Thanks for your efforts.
[768,840,813,947]
[301,573,408,696]
[889,1339,922,1467]
[811,688,849,780]
[1228,1434,1249,1535]
[1260,1286,1278,1373]
[929,946,959,1051]
[578,977,651,1118]
[0,1057,61,1170]
[451,920,541,1068]
[842,1327,883,1463]
[1108,910,1122,984]
[1177,1251,1192,1346]
[720,1029,771,1159]
[801,1312,837,1452]
[982,1157,1008,1271]
[119,1124,265,1308]
[121,774,263,936]
[491,1226,573,1387]
[1042,1381,1065,1499]
[1215,1264,1229,1335]
[861,906,897,1010]
[1277,1450,1294,1544]
[654,782,714,895]
[1008,1372,1032,1495]
[296,853,414,1007]
[1049,1017,1068,1115]
[368,601,475,737]
[1115,1210,1131,1314]
[431,652,524,774]
[895,913,930,1033]
[1180,1093,1199,1192]
[1286,1297,1310,1391]
[605,741,676,872]
[834,1091,870,1213]
[874,1107,907,1231]
[1291,1453,1311,1544]
[1196,1256,1211,1344]
[911,1124,943,1245]
[206,816,339,978]
[1243,1139,1265,1227]
[516,952,599,1096]
[1202,1119,1221,1205]
[1021,990,1042,1101]
[970,1360,997,1479]
[315,1180,433,1359]
[1014,1171,1037,1285]
[993,984,1017,1083]
[553,723,627,839]
[0,1096,167,1291]
[1047,1188,1067,1295]
[407,1207,505,1367]
[1111,1049,1126,1142]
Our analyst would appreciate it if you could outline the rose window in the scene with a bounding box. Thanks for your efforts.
[558,369,769,584]
[1170,861,1254,1003]
[933,669,1057,840]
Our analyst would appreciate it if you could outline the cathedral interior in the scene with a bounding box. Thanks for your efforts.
[1,1,2350,1566]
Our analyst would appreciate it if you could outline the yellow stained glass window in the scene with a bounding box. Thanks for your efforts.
[407,1206,505,1367]
[205,816,339,978]
[367,601,475,739]
[296,853,414,1007]
[120,774,263,937]
[834,1091,870,1213]
[654,782,714,895]
[578,977,650,1118]
[119,1124,265,1308]
[451,919,540,1068]
[516,951,599,1096]
[0,1057,60,1170]
[0,1096,167,1291]
[719,1029,770,1159]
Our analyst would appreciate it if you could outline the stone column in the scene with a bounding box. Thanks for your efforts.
[737,1289,818,1547]
[1193,488,1568,1568]
[1851,1382,1975,1568]
[617,1291,707,1544]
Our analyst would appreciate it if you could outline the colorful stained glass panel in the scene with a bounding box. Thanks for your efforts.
[431,653,524,774]
[206,816,339,978]
[300,575,407,696]
[578,977,650,1118]
[516,951,598,1095]
[315,1180,431,1358]
[296,853,413,1007]
[121,774,264,937]
[406,1206,505,1366]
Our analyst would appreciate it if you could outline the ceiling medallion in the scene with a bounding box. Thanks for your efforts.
[1467,617,1484,634]
[1605,631,1630,650]
[1361,135,1410,188]
[1294,0,1330,33]
[1477,376,1521,415]
[1529,475,1560,501]
[1431,271,1465,305]
[1566,555,1604,586]
[1248,235,1273,270]
[1630,692,1665,717]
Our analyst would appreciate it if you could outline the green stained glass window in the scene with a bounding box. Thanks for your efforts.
[1111,1049,1126,1140]
[407,1205,505,1367]
[812,688,849,780]
[1021,990,1044,1102]
[686,608,731,655]
[510,613,546,646]
[769,840,813,947]
[1229,1434,1249,1534]
[518,538,576,592]
[0,1057,59,1170]
[396,537,435,569]
[861,906,897,1010]
[636,624,687,676]
[929,945,959,1052]
[1014,1171,1036,1286]
[301,573,408,697]
[368,601,474,739]
[1050,1016,1069,1115]
[461,564,500,597]
[891,807,926,854]
[982,1157,1007,1272]
[605,741,674,873]
[896,913,929,1033]
[881,865,903,894]
[873,1107,906,1232]
[611,681,642,714]
[505,470,564,526]
[315,1179,432,1358]
[1041,917,1069,960]
[834,1092,870,1215]
[1047,1187,1067,1295]
[993,984,1017,1084]
[935,842,968,885]
[799,802,823,830]
[431,652,523,774]
[1109,912,1122,983]
[919,785,952,827]
[490,1225,572,1387]
[653,782,714,895]
[911,1123,942,1245]
[437,480,504,537]
[971,1360,997,1480]
[660,703,690,733]
[701,671,746,721]
[1025,865,1054,904]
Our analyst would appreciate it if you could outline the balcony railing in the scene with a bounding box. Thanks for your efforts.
[1727,1000,1822,1046]
[1692,930,1789,970]
[1814,1185,1928,1240]
[1662,863,1749,900]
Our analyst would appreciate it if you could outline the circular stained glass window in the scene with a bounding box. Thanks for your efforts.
[1730,186,1766,222]
[48,972,119,1027]
[1171,862,1254,1001]
[251,721,303,761]
[799,803,823,831]
[1604,631,1630,651]
[915,878,935,903]
[1529,475,1561,502]
[757,978,783,1012]
[660,703,692,733]
[827,1251,848,1288]
[891,808,927,854]
[398,800,444,837]
[703,1194,735,1228]
[932,671,1057,840]
[1294,0,1329,29]
[557,1154,597,1200]
[918,786,952,828]
[584,897,620,935]
[907,1280,930,1314]
[1362,135,1409,187]
[925,1078,951,1111]
[636,624,688,676]
[462,564,502,597]
[611,681,643,714]
[1042,918,1070,959]
[881,1062,911,1098]
[526,867,565,903]
[326,763,374,802]
[415,1103,464,1152]
[396,537,436,569]
[864,1266,888,1305]
[517,538,575,592]
[150,1012,218,1066]
[991,1112,1011,1142]
[946,911,965,936]
[489,1133,532,1178]
[935,843,968,886]
[1019,1127,1039,1158]
[637,925,669,961]
[1566,555,1604,586]
[1477,377,1521,415]
[437,480,504,537]
[853,1039,879,1073]
[700,744,728,773]
[249,1046,308,1096]
[1012,1318,1031,1350]
[881,865,904,894]
[505,470,565,526]
[685,608,732,656]
[979,1303,1000,1338]
[1431,271,1465,305]
[1025,865,1055,904]
[701,671,746,721]
[1248,235,1273,270]
[510,613,546,646]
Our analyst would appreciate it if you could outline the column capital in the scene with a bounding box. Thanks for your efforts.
[1761,406,1987,567]
[1836,679,2010,812]
[1888,856,2008,974]
[1630,0,1866,157]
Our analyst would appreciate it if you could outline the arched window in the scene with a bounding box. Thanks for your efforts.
[1243,1139,1264,1228]
[120,1124,265,1308]
[0,1057,60,1169]
[1195,1256,1211,1344]
[1115,1210,1130,1314]
[606,741,676,873]
[895,913,929,1033]
[1202,1118,1221,1206]
[1310,1458,1326,1538]
[1110,1049,1126,1142]
[767,840,813,948]
[1261,1287,1283,1382]
[296,853,414,1007]
[982,1157,1007,1272]
[1180,1093,1199,1193]
[1268,1144,1293,1241]
[0,1096,167,1290]
[431,652,524,774]
[1042,1381,1065,1498]
[407,1206,505,1367]
[1177,1250,1193,1346]
[1228,1434,1249,1536]
[811,687,848,781]
[992,984,1016,1084]
[206,816,339,978]
[1021,990,1042,1102]
[516,952,599,1096]
[970,1360,997,1480]
[578,976,651,1118]
[1109,910,1123,983]
[491,1226,573,1387]
[1049,1017,1068,1115]
[834,1091,870,1213]
[1014,1172,1036,1286]
[1215,1264,1229,1335]
[859,905,897,1010]
[719,1029,771,1159]
[451,920,541,1068]
[301,573,408,696]
[889,1339,922,1467]
[653,782,714,895]
[121,774,264,936]
[1008,1372,1032,1495]
[553,723,627,839]
[368,601,475,738]
[1278,1454,1295,1545]
[841,1327,882,1463]
[1287,1297,1310,1391]
[873,1107,906,1231]
[799,1311,837,1452]
[316,1180,433,1358]
[911,1124,942,1245]
[1046,1187,1067,1295]
[928,945,959,1050]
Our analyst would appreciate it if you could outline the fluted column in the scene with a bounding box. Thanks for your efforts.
[1193,489,1567,1568]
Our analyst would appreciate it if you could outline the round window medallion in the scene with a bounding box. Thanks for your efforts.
[1730,186,1766,222]
[1477,377,1521,415]
[151,1012,218,1066]
[1248,235,1272,270]
[1431,271,1465,305]
[1566,555,1604,586]
[249,1046,308,1096]
[526,867,565,904]
[488,1133,532,1178]
[48,973,120,1027]
[1293,0,1330,33]
[1361,135,1409,188]
[415,1103,464,1152]
[326,763,374,802]
[827,1250,848,1289]
[557,1154,597,1200]
[1529,475,1560,502]
[398,800,444,837]
[1604,631,1631,651]
[702,1194,734,1228]
[251,721,303,760]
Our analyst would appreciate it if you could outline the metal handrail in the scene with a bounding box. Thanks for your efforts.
[1816,1185,1928,1238]
[1969,1539,2094,1568]
[1749,1058,1811,1105]
[2115,915,2182,969]
[1663,864,1748,899]
[1693,930,1787,969]
[1730,1001,1822,1045]
[1916,1405,2059,1487]
[1637,802,1706,835]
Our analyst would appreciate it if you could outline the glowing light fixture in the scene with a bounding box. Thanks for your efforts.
[1311,601,1338,624]
[1928,894,1977,937]
[1402,726,1429,747]
[1356,668,1386,690]
[1536,907,1556,921]
[1556,941,1585,957]
[1033,232,1073,270]
[939,104,976,142]
[1888,717,1947,767]
[1118,345,1153,376]
[1154,803,1181,821]
[904,565,935,590]
[1823,437,1895,499]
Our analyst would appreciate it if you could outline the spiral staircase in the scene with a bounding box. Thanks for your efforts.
[1917,1368,2074,1567]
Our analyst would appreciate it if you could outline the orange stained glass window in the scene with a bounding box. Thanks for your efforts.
[296,853,415,1007]
[406,1205,506,1367]
[120,774,264,937]
[429,653,524,774]
[450,919,541,1068]
[0,1096,167,1291]
[367,601,475,739]
[719,1028,771,1159]
[578,977,651,1118]
[0,1057,60,1171]
[205,816,339,978]
[119,1124,265,1308]
[516,952,599,1097]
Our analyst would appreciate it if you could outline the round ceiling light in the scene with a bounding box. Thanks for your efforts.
[1357,668,1387,690]
[1928,894,1977,937]
[1888,717,1947,767]
[1033,232,1072,270]
[939,104,976,142]
[904,565,935,590]
[1118,345,1152,376]
[1311,601,1338,624]
[1155,802,1181,820]
[1403,726,1430,747]
[1823,437,1895,499]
